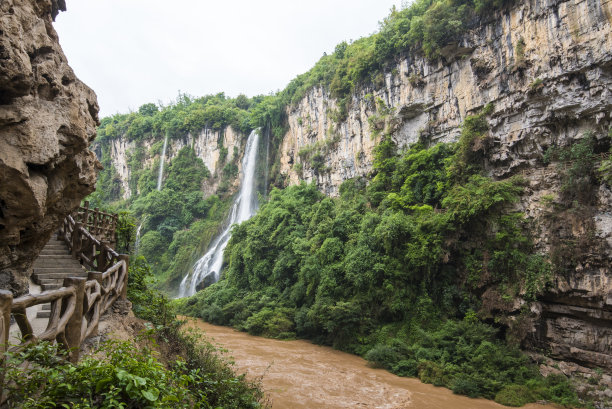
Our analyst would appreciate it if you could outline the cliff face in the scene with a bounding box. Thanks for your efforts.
[280,0,612,193]
[0,0,99,295]
[106,127,244,200]
[279,0,612,370]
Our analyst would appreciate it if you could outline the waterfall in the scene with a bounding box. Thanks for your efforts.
[156,133,169,191]
[134,216,147,254]
[178,129,260,297]
[264,127,270,198]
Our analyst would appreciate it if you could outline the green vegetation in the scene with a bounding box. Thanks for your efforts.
[4,255,267,408]
[93,141,233,291]
[177,109,570,405]
[97,93,253,143]
[92,0,520,257]
[270,0,513,113]
[544,132,599,204]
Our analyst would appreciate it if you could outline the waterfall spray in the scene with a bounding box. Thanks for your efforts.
[178,129,261,297]
[157,133,169,191]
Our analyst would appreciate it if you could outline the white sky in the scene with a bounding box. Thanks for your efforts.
[54,0,403,118]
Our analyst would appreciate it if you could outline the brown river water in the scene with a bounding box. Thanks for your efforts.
[182,317,560,409]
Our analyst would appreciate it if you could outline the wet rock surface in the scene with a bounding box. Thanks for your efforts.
[0,0,100,295]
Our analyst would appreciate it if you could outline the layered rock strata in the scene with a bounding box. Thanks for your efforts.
[278,0,612,370]
[0,0,99,295]
[280,0,612,194]
[107,127,243,199]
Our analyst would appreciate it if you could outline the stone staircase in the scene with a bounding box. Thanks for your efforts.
[31,236,87,318]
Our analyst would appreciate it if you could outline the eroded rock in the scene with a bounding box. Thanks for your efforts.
[0,0,100,295]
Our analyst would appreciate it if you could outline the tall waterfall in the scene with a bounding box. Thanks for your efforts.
[156,133,169,191]
[178,129,260,297]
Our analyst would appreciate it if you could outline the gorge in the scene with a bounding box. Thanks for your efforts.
[99,0,612,378]
[4,0,611,407]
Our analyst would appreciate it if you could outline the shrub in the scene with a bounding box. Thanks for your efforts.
[452,376,482,398]
[365,344,400,370]
[495,384,538,406]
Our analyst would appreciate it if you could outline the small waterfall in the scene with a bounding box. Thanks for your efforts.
[134,216,147,254]
[178,129,261,297]
[157,133,169,191]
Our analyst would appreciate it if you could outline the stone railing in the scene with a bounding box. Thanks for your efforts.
[73,201,118,247]
[0,212,128,366]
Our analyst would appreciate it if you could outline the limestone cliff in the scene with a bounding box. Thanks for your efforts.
[280,0,612,193]
[0,0,100,295]
[102,126,246,200]
[279,0,612,372]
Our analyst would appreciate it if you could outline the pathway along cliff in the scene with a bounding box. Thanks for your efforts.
[183,318,559,409]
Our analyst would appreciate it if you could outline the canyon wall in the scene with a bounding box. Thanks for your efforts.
[108,127,243,199]
[278,0,612,371]
[280,0,612,193]
[0,0,99,295]
[98,0,612,372]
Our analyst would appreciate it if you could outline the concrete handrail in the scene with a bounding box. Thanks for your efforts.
[0,210,129,376]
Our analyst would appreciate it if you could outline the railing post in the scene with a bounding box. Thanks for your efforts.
[111,214,118,246]
[71,222,83,258]
[0,290,13,395]
[87,272,104,336]
[119,254,129,300]
[81,201,90,224]
[93,208,100,236]
[63,277,86,363]
[97,241,109,271]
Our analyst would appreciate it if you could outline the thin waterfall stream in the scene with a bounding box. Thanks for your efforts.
[156,133,169,191]
[134,216,147,255]
[178,129,260,297]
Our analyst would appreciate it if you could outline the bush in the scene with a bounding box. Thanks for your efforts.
[3,336,241,408]
[452,376,482,398]
[495,384,538,406]
[364,344,400,370]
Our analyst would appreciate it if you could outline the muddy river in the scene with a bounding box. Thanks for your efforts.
[183,317,558,409]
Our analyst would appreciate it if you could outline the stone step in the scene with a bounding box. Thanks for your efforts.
[34,261,82,268]
[36,311,51,319]
[41,283,61,291]
[33,260,80,268]
[33,272,88,281]
[35,254,75,260]
[42,303,51,311]
[33,267,84,274]
[40,248,70,255]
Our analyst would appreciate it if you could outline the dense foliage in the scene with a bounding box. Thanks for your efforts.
[4,336,265,409]
[3,254,266,409]
[176,107,581,405]
[92,0,520,290]
[97,93,255,143]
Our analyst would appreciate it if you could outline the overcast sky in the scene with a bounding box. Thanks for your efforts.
[54,0,403,118]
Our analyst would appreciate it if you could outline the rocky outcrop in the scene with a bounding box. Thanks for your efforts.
[107,127,244,199]
[279,0,612,371]
[0,0,100,295]
[280,0,612,195]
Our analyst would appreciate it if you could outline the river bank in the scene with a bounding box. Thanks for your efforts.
[182,317,560,409]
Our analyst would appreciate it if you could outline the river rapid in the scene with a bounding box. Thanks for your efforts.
[182,317,559,409]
